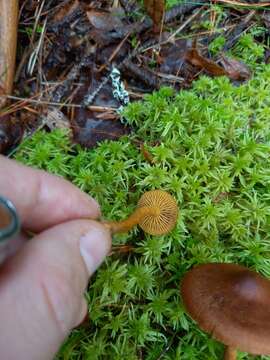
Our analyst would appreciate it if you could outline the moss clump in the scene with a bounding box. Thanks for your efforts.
[15,63,270,359]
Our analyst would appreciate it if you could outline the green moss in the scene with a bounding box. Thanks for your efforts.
[209,35,226,55]
[15,61,270,360]
[231,33,265,69]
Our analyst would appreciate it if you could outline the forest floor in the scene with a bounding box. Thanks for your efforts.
[1,0,270,152]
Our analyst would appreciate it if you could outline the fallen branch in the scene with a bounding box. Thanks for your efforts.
[0,0,18,108]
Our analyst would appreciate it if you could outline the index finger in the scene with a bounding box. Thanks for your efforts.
[0,155,100,232]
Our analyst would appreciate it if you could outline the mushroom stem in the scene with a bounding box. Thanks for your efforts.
[224,346,237,360]
[103,206,160,234]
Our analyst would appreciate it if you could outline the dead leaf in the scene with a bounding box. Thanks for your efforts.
[51,0,80,24]
[41,108,71,131]
[219,55,251,81]
[86,10,124,31]
[160,39,191,75]
[185,47,227,77]
[0,115,23,154]
[86,9,128,45]
[71,69,128,148]
[72,115,129,148]
[144,0,165,33]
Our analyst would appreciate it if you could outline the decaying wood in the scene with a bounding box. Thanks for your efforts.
[0,0,18,108]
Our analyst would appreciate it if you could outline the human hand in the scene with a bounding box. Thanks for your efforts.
[0,155,111,360]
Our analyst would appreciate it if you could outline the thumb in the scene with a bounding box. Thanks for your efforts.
[0,220,111,360]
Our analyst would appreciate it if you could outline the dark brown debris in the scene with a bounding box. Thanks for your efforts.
[0,115,23,154]
[220,55,251,80]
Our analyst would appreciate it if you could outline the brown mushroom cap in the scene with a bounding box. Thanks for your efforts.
[137,190,178,235]
[181,263,270,355]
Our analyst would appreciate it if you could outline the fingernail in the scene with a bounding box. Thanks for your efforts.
[87,196,101,214]
[80,226,110,275]
[81,196,101,219]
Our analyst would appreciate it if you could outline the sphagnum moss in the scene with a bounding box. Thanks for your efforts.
[15,68,270,359]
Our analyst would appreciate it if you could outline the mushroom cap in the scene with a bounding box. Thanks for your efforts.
[181,263,270,355]
[137,190,178,235]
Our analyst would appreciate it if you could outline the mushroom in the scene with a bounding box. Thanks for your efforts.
[181,263,270,360]
[103,190,178,235]
[0,0,18,108]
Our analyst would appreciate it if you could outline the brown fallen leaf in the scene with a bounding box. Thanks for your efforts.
[72,116,129,148]
[71,69,129,148]
[144,0,165,33]
[185,47,227,77]
[51,0,80,24]
[41,108,71,131]
[86,10,124,31]
[159,39,197,82]
[86,9,128,45]
[219,55,251,81]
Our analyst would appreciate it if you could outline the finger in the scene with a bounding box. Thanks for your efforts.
[0,232,27,264]
[0,219,111,360]
[0,155,100,231]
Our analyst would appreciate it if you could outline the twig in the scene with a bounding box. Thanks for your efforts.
[122,60,160,88]
[98,31,131,72]
[156,332,177,360]
[156,72,184,83]
[215,0,270,8]
[140,6,202,55]
[2,95,118,112]
[27,17,48,76]
[166,8,202,43]
[222,10,256,51]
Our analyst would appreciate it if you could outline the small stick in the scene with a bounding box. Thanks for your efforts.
[166,8,202,43]
[0,0,18,108]
[215,0,270,8]
[98,31,131,72]
[2,95,118,111]
[222,10,256,51]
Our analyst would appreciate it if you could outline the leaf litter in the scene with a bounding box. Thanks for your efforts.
[0,0,268,152]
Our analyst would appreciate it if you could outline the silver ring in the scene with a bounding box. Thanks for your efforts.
[0,196,20,242]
